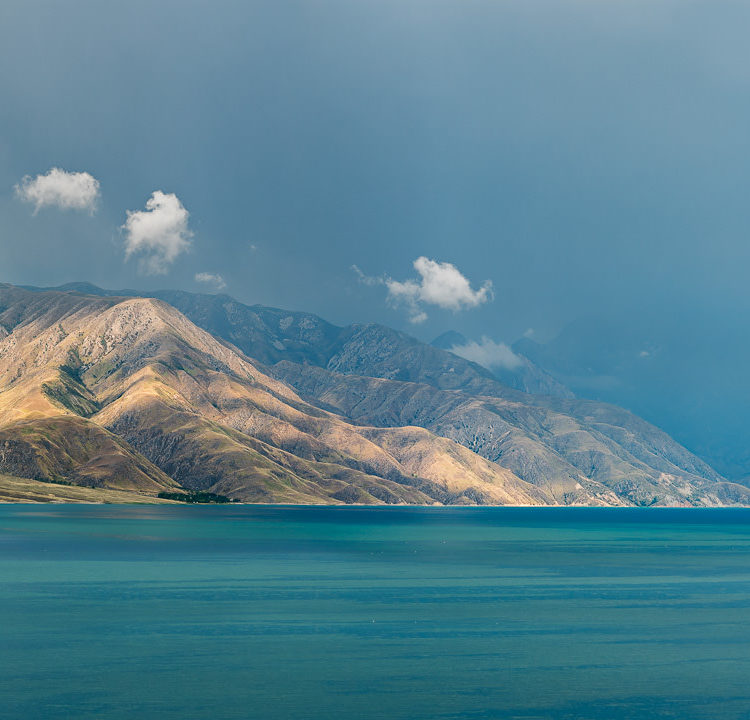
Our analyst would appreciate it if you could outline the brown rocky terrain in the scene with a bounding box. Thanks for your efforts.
[0,285,544,504]
[2,283,748,506]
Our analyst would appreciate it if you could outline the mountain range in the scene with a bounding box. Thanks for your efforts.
[1,282,748,506]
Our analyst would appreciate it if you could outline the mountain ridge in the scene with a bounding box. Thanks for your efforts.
[2,282,748,506]
[0,285,543,505]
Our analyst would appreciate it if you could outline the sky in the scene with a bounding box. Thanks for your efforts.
[3,0,750,343]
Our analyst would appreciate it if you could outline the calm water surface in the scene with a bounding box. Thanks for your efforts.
[2,505,750,719]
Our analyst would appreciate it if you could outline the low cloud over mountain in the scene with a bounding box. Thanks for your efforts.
[355,257,493,324]
[448,336,522,371]
[195,272,226,290]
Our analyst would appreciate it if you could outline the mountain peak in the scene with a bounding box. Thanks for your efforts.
[430,330,469,350]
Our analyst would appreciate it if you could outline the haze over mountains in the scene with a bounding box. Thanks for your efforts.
[507,310,750,483]
[1,282,748,506]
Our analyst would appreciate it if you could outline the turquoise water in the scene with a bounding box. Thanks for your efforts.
[2,506,750,719]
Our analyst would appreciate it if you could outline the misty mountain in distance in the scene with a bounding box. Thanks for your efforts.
[513,308,750,481]
[431,331,470,350]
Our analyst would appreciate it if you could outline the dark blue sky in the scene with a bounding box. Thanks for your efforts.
[3,0,750,342]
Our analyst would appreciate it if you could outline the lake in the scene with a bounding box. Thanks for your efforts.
[2,505,750,719]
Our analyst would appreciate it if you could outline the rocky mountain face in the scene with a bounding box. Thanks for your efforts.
[0,285,543,505]
[2,283,748,506]
[491,354,575,398]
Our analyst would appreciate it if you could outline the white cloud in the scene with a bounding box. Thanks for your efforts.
[15,167,100,213]
[449,336,523,371]
[122,191,192,275]
[195,272,227,290]
[384,257,493,323]
[351,264,382,287]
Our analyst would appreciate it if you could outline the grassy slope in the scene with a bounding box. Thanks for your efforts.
[0,473,176,503]
[0,415,178,493]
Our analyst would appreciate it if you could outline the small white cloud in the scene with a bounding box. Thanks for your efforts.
[122,191,192,275]
[355,257,493,323]
[449,336,523,371]
[15,167,100,213]
[639,350,650,358]
[523,328,535,339]
[351,264,382,287]
[195,272,227,290]
[388,257,493,323]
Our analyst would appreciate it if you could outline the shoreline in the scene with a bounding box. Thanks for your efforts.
[3,474,747,508]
